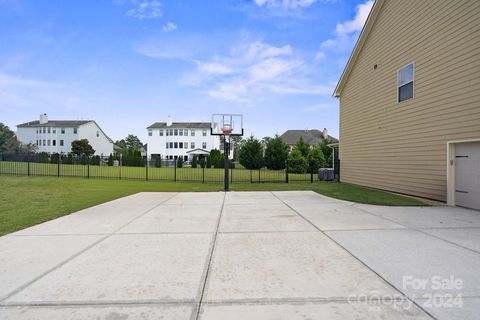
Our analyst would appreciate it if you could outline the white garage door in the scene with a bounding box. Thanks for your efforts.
[455,142,480,210]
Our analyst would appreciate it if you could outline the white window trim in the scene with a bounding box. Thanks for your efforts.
[397,62,415,104]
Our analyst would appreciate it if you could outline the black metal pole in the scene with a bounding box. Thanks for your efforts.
[224,136,229,192]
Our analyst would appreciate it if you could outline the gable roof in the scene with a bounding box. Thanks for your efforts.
[333,0,385,97]
[279,130,338,146]
[17,120,92,128]
[17,120,114,144]
[147,122,211,129]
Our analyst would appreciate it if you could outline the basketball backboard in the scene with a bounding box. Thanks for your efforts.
[211,114,244,136]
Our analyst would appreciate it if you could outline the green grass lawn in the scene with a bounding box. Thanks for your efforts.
[0,176,427,236]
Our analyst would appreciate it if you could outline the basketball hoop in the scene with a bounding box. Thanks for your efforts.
[222,125,232,137]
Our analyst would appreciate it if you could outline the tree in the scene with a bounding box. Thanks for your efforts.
[264,135,289,170]
[50,153,60,164]
[206,156,212,168]
[287,149,308,173]
[209,149,223,168]
[307,145,326,173]
[0,123,20,152]
[239,136,263,170]
[115,139,126,151]
[295,136,310,158]
[177,157,184,168]
[192,155,198,168]
[230,136,244,161]
[125,134,143,151]
[107,154,114,166]
[71,139,95,157]
[319,139,334,167]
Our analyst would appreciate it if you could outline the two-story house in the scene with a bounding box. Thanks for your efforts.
[16,114,114,156]
[147,117,221,161]
[334,0,480,209]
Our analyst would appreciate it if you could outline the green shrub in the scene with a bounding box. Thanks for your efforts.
[287,149,308,173]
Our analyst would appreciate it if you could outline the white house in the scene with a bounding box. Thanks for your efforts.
[147,117,221,161]
[16,114,114,156]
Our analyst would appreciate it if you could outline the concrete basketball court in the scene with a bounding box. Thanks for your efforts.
[1,191,480,320]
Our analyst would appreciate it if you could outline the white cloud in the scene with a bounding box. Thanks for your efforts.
[0,72,54,88]
[179,39,332,104]
[126,0,162,19]
[320,0,374,52]
[254,0,318,9]
[302,103,335,112]
[162,22,177,32]
[314,51,325,60]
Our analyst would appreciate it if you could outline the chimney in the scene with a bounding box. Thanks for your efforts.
[323,128,328,140]
[39,113,48,124]
[166,115,173,127]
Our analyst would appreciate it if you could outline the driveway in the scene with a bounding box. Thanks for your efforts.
[1,191,479,319]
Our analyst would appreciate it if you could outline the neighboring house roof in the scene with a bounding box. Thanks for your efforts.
[17,120,114,144]
[333,0,385,97]
[17,120,91,127]
[147,122,211,129]
[279,130,338,146]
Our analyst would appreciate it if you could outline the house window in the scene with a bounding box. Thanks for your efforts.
[179,142,183,148]
[184,142,188,149]
[184,129,188,136]
[174,129,178,136]
[43,127,46,133]
[174,142,178,149]
[60,140,64,146]
[166,142,169,149]
[398,63,414,103]
[202,142,207,149]
[166,129,169,136]
[73,128,78,134]
[43,140,46,146]
[53,128,56,134]
[52,140,56,146]
[159,130,163,136]
[96,131,99,137]
[61,128,65,134]
[47,140,51,146]
[36,140,39,146]
[169,142,173,148]
[202,129,207,136]
[191,130,195,136]
[191,142,195,149]
[179,129,183,136]
[169,129,173,136]
[47,127,51,133]
[148,130,152,136]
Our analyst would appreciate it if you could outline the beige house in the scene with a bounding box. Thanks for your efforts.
[334,0,480,209]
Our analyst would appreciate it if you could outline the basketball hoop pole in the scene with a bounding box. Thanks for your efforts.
[211,114,244,192]
[223,133,230,192]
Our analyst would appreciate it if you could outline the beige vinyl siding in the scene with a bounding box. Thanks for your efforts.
[339,0,480,201]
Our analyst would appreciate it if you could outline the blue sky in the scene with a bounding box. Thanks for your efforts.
[0,0,373,142]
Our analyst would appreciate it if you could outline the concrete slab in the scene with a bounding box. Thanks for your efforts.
[163,192,224,205]
[273,190,354,206]
[117,204,221,233]
[225,192,280,205]
[0,235,102,300]
[6,234,212,303]
[416,297,480,320]
[199,302,432,320]
[204,232,397,302]
[12,193,177,235]
[421,228,480,253]
[326,229,480,297]
[0,305,193,320]
[354,205,480,228]
[295,204,405,231]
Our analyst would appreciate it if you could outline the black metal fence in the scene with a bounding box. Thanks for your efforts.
[0,153,339,184]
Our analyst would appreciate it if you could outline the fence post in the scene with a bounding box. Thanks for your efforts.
[285,161,289,184]
[27,156,30,177]
[174,158,177,182]
[57,158,60,177]
[87,159,90,179]
[250,169,252,183]
[258,169,261,183]
[145,158,148,181]
[310,161,314,183]
[202,164,205,184]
